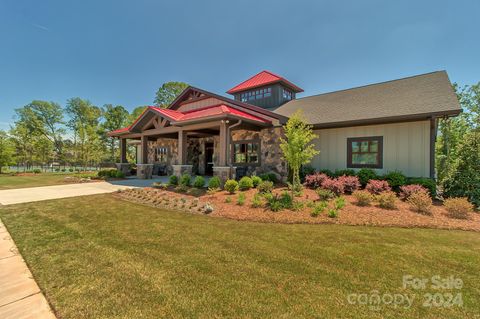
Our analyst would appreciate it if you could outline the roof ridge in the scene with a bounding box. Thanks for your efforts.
[227,70,279,93]
[293,70,446,102]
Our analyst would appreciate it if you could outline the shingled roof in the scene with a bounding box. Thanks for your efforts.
[273,71,461,128]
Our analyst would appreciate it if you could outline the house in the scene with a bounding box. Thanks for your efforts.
[108,70,461,181]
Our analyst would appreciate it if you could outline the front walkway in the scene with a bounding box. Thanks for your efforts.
[0,220,56,319]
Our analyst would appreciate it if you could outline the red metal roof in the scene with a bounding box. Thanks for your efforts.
[108,104,269,136]
[227,70,304,94]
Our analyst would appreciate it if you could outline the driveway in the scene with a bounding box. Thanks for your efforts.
[0,178,168,206]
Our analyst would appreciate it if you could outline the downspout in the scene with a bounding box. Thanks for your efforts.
[226,119,242,171]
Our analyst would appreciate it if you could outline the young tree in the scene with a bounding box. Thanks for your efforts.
[280,110,319,191]
[0,130,15,173]
[101,104,129,161]
[154,82,188,108]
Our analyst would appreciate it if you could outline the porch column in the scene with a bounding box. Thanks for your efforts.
[219,120,228,166]
[141,135,148,164]
[119,138,127,163]
[178,130,187,164]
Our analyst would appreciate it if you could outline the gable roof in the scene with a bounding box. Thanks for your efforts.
[273,71,461,128]
[227,70,304,94]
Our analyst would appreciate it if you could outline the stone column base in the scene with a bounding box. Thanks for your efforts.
[213,166,236,184]
[116,163,131,176]
[137,164,154,179]
[171,165,193,177]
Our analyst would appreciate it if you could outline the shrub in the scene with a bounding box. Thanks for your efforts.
[115,170,125,178]
[357,168,378,186]
[377,191,397,209]
[287,182,303,197]
[399,184,428,200]
[407,177,436,197]
[251,193,263,208]
[259,172,278,184]
[304,173,329,189]
[316,188,336,201]
[264,191,293,212]
[407,191,432,215]
[310,201,327,217]
[353,190,373,206]
[152,182,168,190]
[366,180,391,195]
[334,169,355,177]
[383,171,407,191]
[168,175,178,186]
[208,176,222,189]
[193,176,206,188]
[61,168,66,172]
[279,191,293,209]
[69,168,74,172]
[179,173,191,186]
[444,197,473,219]
[291,200,304,211]
[238,176,254,191]
[327,209,338,218]
[175,184,188,193]
[300,165,316,182]
[207,187,220,195]
[321,177,345,195]
[225,196,232,203]
[318,169,334,177]
[337,175,360,194]
[33,168,41,174]
[257,181,274,194]
[224,179,239,194]
[251,175,262,188]
[98,168,116,178]
[237,193,246,206]
[334,196,346,210]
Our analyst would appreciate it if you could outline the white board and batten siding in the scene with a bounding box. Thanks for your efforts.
[311,120,431,177]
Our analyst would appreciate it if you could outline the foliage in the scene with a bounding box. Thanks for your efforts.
[337,175,360,194]
[279,110,319,193]
[407,192,432,215]
[444,197,474,219]
[291,200,304,211]
[310,201,327,217]
[377,191,397,209]
[207,187,220,195]
[175,184,188,193]
[383,171,407,191]
[304,173,329,189]
[327,209,338,218]
[334,169,356,177]
[399,184,429,200]
[251,193,263,208]
[316,188,336,201]
[356,168,378,186]
[168,175,178,186]
[334,196,346,210]
[287,182,303,197]
[208,176,222,189]
[224,179,239,194]
[101,104,129,162]
[264,191,293,212]
[320,178,344,195]
[318,169,334,177]
[193,176,206,188]
[225,196,232,203]
[154,82,189,108]
[251,175,262,188]
[406,178,436,197]
[258,172,278,184]
[352,190,373,206]
[300,165,316,182]
[257,181,274,194]
[0,130,15,174]
[33,168,41,174]
[179,173,191,187]
[443,131,480,208]
[98,168,118,178]
[238,176,254,191]
[366,180,391,195]
[237,193,246,206]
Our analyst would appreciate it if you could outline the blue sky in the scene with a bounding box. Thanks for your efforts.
[1,0,479,129]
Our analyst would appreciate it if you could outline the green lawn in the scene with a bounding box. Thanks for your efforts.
[0,173,73,190]
[1,195,479,318]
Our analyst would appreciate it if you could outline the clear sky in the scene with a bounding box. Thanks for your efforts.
[1,0,479,129]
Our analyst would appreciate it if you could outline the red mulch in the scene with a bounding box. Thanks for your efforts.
[117,187,480,232]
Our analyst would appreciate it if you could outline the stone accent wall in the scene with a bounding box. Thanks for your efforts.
[231,127,286,180]
[147,138,178,175]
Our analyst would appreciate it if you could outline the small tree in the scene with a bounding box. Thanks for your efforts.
[280,111,319,191]
[0,130,15,173]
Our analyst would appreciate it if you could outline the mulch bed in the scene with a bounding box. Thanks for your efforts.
[116,187,480,232]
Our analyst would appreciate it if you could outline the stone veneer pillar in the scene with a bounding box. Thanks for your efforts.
[137,164,154,179]
[212,166,235,184]
[172,164,193,177]
[116,163,131,176]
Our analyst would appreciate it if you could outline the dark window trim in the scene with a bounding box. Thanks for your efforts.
[347,136,383,169]
[231,139,261,167]
[155,146,169,163]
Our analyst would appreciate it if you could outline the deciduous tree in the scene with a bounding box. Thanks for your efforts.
[154,82,188,108]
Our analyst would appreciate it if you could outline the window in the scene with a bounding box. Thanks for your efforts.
[155,147,168,163]
[347,136,383,168]
[232,141,260,165]
[240,87,272,102]
[282,88,293,101]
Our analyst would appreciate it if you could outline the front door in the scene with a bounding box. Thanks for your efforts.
[205,142,214,175]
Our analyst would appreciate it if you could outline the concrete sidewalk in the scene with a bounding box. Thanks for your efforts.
[0,220,56,319]
[0,181,136,205]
